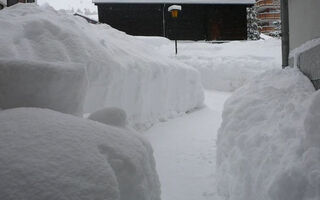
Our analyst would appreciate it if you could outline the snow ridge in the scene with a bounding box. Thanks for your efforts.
[0,4,204,129]
[217,68,320,200]
[0,108,161,200]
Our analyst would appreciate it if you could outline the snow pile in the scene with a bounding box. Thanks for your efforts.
[0,59,88,116]
[0,4,203,129]
[216,68,320,200]
[0,108,161,200]
[156,39,281,92]
[88,107,128,127]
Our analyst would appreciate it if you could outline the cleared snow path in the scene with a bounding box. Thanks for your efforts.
[146,90,231,200]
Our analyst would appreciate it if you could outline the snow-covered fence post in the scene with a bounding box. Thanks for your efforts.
[168,5,182,55]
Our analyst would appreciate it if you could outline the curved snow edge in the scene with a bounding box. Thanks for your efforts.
[0,59,88,116]
[0,107,161,200]
[217,68,320,200]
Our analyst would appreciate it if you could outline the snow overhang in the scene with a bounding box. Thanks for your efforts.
[168,5,182,11]
[92,0,255,5]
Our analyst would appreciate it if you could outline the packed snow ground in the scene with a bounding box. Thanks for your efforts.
[146,90,231,200]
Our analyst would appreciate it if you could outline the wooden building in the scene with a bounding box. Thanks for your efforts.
[2,0,36,7]
[255,0,280,35]
[93,0,255,41]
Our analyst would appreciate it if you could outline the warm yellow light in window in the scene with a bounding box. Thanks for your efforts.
[171,10,178,18]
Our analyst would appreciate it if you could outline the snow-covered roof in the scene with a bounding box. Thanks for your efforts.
[168,5,182,11]
[93,0,255,5]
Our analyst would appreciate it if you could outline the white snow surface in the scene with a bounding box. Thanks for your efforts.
[144,37,281,92]
[0,107,161,200]
[168,5,182,11]
[217,68,320,200]
[0,4,204,129]
[38,0,97,12]
[93,0,255,4]
[0,59,88,116]
[146,90,231,200]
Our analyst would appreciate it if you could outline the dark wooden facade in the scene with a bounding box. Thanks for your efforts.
[7,0,35,7]
[96,3,250,40]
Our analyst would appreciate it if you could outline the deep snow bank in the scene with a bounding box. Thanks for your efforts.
[0,108,160,200]
[217,68,320,200]
[0,4,203,129]
[0,59,87,116]
[88,107,128,128]
[154,39,281,92]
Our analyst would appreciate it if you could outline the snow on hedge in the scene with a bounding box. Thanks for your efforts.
[88,107,128,128]
[0,4,204,129]
[217,68,320,200]
[150,37,281,92]
[0,107,161,200]
[0,59,88,116]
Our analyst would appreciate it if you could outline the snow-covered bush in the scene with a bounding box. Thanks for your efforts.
[88,107,128,127]
[217,68,320,200]
[247,6,260,40]
[0,108,161,200]
[0,59,88,116]
[269,20,282,38]
[0,4,204,129]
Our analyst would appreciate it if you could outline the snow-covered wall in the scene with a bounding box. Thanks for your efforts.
[0,4,204,129]
[289,38,320,89]
[288,0,320,89]
[288,0,320,51]
[217,68,320,200]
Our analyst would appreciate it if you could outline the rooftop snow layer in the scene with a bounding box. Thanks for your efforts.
[93,0,255,4]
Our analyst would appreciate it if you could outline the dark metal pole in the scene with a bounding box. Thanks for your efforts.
[163,4,166,37]
[281,0,289,68]
[175,40,177,55]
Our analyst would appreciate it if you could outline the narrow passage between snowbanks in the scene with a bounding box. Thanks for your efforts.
[146,90,231,200]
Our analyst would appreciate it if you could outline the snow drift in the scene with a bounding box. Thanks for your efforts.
[0,107,161,200]
[0,59,87,115]
[217,68,320,200]
[175,40,281,92]
[88,107,128,128]
[0,4,204,129]
[150,38,281,92]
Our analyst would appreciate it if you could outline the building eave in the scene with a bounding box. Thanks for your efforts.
[93,0,255,5]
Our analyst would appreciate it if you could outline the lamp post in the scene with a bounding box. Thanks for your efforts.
[168,5,182,55]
